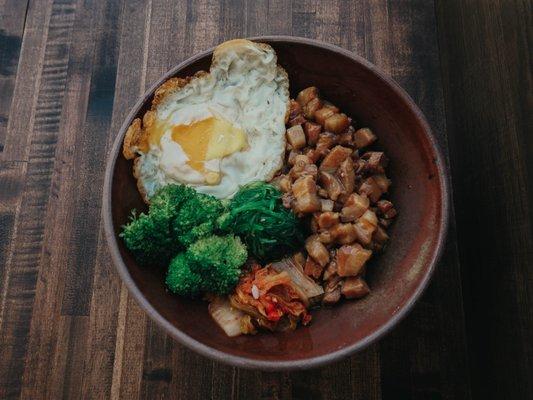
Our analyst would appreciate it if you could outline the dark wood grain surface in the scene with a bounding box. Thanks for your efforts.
[0,1,530,399]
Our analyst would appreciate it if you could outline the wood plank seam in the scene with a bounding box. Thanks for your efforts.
[1,0,51,163]
[0,0,75,327]
[0,0,79,397]
[0,0,53,331]
[18,1,122,397]
[0,0,30,152]
[83,0,152,397]
[59,0,122,317]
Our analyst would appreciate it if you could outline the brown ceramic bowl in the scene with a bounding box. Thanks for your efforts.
[103,36,448,370]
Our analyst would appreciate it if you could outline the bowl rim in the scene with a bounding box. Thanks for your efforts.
[102,35,450,371]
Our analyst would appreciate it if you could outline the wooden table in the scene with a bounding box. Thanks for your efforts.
[0,1,531,399]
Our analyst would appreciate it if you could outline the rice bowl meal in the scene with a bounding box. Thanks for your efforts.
[120,39,397,337]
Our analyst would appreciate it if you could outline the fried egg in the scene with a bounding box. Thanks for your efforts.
[123,39,289,200]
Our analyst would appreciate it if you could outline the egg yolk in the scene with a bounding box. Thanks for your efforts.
[146,116,247,184]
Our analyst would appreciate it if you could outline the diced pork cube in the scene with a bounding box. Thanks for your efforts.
[281,193,294,209]
[354,210,378,245]
[322,102,340,113]
[338,126,354,146]
[337,157,356,195]
[358,176,383,203]
[294,154,311,166]
[296,86,319,106]
[353,224,372,245]
[341,193,370,222]
[303,97,323,119]
[305,234,330,267]
[341,277,370,299]
[286,125,306,150]
[288,99,302,120]
[278,176,292,193]
[320,145,352,173]
[290,155,317,180]
[287,149,300,165]
[290,163,316,181]
[289,114,307,127]
[318,171,344,201]
[361,151,388,173]
[305,148,321,163]
[314,107,336,126]
[322,276,343,306]
[359,209,378,228]
[316,132,338,157]
[322,287,342,306]
[304,121,321,145]
[324,113,350,133]
[336,244,372,277]
[316,211,340,229]
[329,223,358,244]
[317,230,335,244]
[271,174,292,193]
[323,260,338,281]
[353,127,377,148]
[292,176,321,214]
[304,256,324,279]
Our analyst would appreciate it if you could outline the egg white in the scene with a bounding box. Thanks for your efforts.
[134,40,289,199]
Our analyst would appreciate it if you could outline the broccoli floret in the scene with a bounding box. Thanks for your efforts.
[172,193,226,247]
[165,235,248,296]
[187,235,248,294]
[121,184,247,296]
[120,208,180,266]
[177,221,215,247]
[166,253,203,297]
[120,184,195,267]
[120,184,225,267]
[149,184,195,215]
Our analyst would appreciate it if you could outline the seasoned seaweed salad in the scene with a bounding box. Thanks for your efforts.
[218,182,305,262]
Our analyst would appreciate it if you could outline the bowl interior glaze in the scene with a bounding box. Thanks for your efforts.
[104,37,448,370]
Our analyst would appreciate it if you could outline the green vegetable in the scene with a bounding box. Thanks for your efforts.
[149,183,195,214]
[166,235,248,296]
[122,181,305,299]
[120,184,224,266]
[172,192,226,247]
[218,181,305,261]
[165,253,203,297]
[188,235,248,293]
[120,207,180,267]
